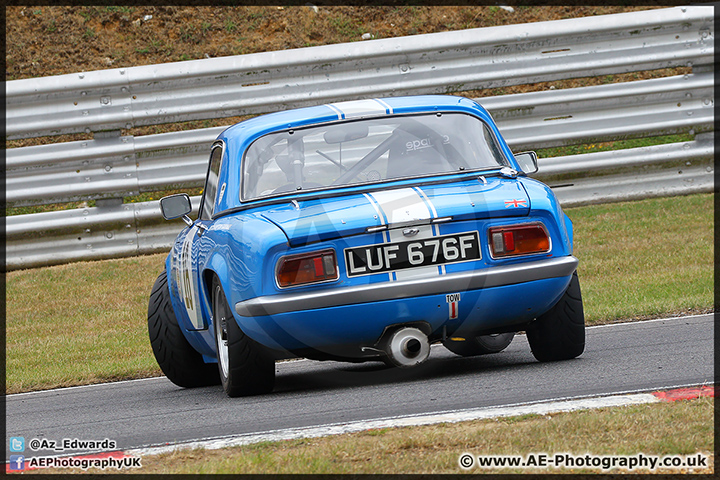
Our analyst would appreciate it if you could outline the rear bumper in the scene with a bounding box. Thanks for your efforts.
[236,255,578,317]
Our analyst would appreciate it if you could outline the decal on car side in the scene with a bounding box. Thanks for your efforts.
[504,199,527,208]
[178,225,203,329]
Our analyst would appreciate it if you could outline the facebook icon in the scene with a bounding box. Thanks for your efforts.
[9,455,25,471]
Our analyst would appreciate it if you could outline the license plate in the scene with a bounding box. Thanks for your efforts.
[345,231,481,277]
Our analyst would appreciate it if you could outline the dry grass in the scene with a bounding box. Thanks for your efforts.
[6,5,665,81]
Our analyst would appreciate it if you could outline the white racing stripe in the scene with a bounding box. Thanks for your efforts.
[367,188,439,281]
[362,192,387,225]
[413,186,439,218]
[368,188,433,225]
[328,98,393,119]
[326,103,344,120]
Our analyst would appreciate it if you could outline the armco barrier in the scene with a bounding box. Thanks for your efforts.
[4,6,715,270]
[6,71,714,207]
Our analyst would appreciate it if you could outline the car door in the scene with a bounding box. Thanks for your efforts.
[176,142,225,331]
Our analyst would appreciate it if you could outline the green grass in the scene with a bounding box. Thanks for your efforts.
[571,193,714,323]
[536,133,695,159]
[6,255,167,393]
[47,397,714,474]
[4,193,714,394]
[5,187,204,216]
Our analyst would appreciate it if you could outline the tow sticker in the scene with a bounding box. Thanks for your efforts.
[446,293,461,320]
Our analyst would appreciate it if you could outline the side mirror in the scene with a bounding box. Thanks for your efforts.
[514,151,539,175]
[160,194,193,227]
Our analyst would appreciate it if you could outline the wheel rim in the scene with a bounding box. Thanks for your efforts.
[214,286,230,379]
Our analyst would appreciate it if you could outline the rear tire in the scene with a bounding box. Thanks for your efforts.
[526,271,585,362]
[212,277,275,397]
[148,270,220,388]
[443,333,515,357]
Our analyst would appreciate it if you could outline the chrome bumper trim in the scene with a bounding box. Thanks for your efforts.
[235,256,578,317]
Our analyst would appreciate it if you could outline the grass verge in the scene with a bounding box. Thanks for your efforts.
[572,193,713,323]
[5,193,714,394]
[37,397,714,474]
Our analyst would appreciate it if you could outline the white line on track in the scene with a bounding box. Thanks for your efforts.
[7,375,165,397]
[127,386,698,457]
[584,313,712,329]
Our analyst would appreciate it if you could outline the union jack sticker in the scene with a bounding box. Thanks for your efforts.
[504,199,527,208]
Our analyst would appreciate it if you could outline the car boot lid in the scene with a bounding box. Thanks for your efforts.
[261,176,530,247]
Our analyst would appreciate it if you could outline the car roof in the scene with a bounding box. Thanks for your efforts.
[217,95,494,145]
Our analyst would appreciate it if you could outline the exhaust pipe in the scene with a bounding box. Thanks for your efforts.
[384,327,430,368]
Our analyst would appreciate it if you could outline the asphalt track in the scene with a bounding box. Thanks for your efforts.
[6,314,714,458]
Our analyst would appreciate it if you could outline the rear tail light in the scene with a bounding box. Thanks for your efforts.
[489,223,550,258]
[276,249,338,288]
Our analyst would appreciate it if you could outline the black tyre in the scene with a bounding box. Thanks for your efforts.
[526,271,585,362]
[148,270,220,387]
[443,333,515,357]
[212,277,275,397]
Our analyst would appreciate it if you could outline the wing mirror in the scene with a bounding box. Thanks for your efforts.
[160,194,193,227]
[514,151,539,175]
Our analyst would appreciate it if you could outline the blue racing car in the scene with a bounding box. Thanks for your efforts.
[149,95,585,397]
